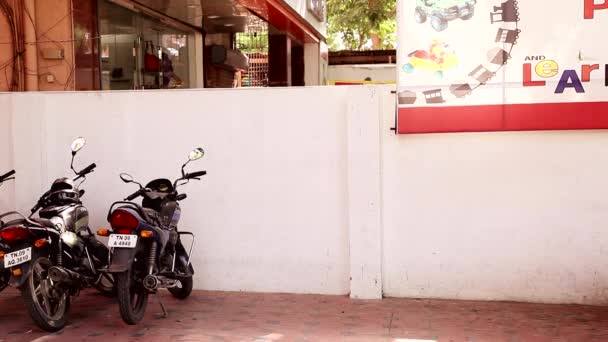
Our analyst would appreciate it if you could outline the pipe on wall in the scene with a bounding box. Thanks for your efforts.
[23,0,37,91]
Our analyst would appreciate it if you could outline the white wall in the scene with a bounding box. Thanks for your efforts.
[378,88,608,305]
[0,94,14,212]
[304,43,320,86]
[1,88,354,295]
[329,64,396,83]
[284,0,327,37]
[2,86,608,305]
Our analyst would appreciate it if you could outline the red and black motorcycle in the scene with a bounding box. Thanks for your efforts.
[0,169,16,293]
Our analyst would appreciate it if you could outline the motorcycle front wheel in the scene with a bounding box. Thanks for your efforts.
[116,267,148,325]
[95,272,116,297]
[21,257,70,332]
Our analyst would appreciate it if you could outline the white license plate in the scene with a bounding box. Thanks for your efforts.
[108,234,138,248]
[3,247,32,268]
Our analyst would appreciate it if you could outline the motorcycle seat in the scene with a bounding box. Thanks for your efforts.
[0,217,54,229]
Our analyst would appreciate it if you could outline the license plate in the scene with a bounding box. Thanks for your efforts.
[4,247,32,268]
[108,234,138,248]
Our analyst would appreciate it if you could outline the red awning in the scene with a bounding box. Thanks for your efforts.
[236,0,324,43]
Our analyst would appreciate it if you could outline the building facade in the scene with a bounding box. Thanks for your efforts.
[0,0,327,92]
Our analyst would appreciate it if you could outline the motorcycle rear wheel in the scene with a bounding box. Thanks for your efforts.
[116,267,149,325]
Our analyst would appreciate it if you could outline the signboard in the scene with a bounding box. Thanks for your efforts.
[308,0,326,22]
[396,0,608,134]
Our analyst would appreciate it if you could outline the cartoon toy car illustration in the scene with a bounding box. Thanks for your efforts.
[402,40,459,79]
[415,0,477,32]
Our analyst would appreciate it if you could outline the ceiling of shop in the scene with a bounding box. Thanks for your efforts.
[99,0,138,34]
[133,0,256,33]
[133,0,203,26]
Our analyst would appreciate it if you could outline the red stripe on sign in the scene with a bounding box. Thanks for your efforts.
[398,102,608,134]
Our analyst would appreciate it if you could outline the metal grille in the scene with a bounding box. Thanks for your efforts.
[236,16,268,87]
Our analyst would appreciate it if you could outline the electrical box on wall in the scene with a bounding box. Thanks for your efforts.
[41,48,65,60]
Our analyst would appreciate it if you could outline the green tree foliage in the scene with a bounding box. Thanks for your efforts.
[327,0,397,51]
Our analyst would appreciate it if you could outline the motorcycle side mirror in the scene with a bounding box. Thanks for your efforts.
[181,147,205,177]
[71,137,86,155]
[189,148,205,161]
[120,173,135,183]
[70,137,86,175]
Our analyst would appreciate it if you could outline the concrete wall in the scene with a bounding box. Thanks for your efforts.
[328,64,396,84]
[284,0,327,37]
[0,0,14,91]
[304,43,320,86]
[0,0,75,91]
[0,95,14,210]
[0,88,353,295]
[2,86,608,305]
[380,101,608,305]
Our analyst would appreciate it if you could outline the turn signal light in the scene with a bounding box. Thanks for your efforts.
[34,238,48,248]
[140,230,154,238]
[12,268,22,276]
[0,251,5,260]
[97,228,110,237]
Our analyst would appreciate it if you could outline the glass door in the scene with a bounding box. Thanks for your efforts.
[98,0,193,90]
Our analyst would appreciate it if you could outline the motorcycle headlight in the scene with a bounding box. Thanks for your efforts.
[50,217,65,231]
[61,231,79,248]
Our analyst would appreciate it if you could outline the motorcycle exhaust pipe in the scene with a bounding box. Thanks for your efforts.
[143,275,159,291]
[48,266,82,286]
[143,275,178,291]
[48,266,70,283]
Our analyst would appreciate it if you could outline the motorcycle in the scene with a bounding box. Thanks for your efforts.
[0,169,16,293]
[99,147,205,325]
[0,137,113,332]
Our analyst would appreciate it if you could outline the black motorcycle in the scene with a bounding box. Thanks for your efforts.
[99,147,205,325]
[0,137,113,332]
[0,169,16,293]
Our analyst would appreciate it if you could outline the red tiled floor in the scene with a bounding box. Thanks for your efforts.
[1,288,608,342]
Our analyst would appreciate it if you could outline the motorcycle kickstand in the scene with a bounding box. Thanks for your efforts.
[157,295,168,319]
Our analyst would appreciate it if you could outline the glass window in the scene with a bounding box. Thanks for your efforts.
[97,0,192,90]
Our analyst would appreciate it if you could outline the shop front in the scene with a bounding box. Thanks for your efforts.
[0,0,326,92]
[99,0,325,89]
[73,0,201,91]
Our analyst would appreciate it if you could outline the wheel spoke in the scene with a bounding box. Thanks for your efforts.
[42,294,52,315]
[33,263,45,276]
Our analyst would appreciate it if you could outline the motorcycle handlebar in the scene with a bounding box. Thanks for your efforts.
[186,170,206,179]
[78,163,97,177]
[0,170,15,182]
[125,188,142,201]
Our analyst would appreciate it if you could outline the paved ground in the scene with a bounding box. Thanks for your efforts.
[1,289,608,342]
